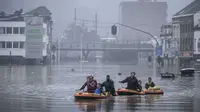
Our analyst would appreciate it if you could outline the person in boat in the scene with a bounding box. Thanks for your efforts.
[137,80,142,92]
[145,77,155,90]
[119,72,139,91]
[79,76,97,93]
[101,75,116,96]
[94,83,106,95]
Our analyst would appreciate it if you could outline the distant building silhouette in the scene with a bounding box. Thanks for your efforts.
[119,1,167,41]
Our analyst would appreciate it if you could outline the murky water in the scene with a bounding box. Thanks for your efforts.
[0,61,200,112]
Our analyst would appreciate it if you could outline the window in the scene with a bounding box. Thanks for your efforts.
[13,42,19,48]
[20,27,25,34]
[198,42,200,52]
[180,24,183,33]
[184,24,187,33]
[7,27,12,34]
[0,41,5,48]
[13,27,19,34]
[6,42,12,48]
[20,42,24,48]
[0,27,6,34]
[194,38,196,51]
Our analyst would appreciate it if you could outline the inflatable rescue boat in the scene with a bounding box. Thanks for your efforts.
[74,92,110,99]
[144,87,164,94]
[116,88,145,95]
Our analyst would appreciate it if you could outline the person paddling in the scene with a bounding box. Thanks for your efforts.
[79,76,97,93]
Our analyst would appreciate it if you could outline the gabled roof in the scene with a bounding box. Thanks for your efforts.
[174,0,200,17]
[26,6,51,16]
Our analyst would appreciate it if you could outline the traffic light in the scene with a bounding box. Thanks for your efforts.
[111,25,117,35]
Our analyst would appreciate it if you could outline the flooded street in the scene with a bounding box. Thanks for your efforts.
[0,62,200,112]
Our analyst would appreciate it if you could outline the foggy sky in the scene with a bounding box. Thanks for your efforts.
[0,0,194,40]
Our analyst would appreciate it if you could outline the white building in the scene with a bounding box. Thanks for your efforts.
[160,23,180,72]
[193,12,200,71]
[0,21,26,57]
[160,23,173,58]
[0,6,53,64]
[194,12,200,55]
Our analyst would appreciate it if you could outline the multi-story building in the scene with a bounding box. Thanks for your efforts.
[193,11,200,70]
[160,23,173,58]
[0,6,53,65]
[119,0,167,41]
[160,23,179,73]
[172,0,200,69]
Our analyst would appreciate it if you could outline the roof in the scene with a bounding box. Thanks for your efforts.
[174,0,200,17]
[0,14,24,21]
[26,6,51,16]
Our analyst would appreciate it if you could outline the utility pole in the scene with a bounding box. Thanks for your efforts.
[95,12,98,34]
[74,8,76,40]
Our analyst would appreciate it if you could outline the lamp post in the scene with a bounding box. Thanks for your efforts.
[80,34,83,72]
[112,23,160,76]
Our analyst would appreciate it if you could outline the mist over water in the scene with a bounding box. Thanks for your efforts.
[0,63,200,112]
[0,0,193,39]
[0,0,199,111]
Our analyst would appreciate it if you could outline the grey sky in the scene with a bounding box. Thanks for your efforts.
[0,0,194,40]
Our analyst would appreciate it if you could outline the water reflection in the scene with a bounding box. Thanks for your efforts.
[75,99,102,112]
[103,98,115,112]
[0,63,199,112]
[144,95,162,104]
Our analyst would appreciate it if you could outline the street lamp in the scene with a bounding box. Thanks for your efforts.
[111,23,160,76]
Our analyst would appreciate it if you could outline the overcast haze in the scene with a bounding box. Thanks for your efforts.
[0,0,194,40]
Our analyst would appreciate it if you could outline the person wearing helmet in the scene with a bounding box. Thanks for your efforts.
[79,76,97,93]
[119,72,139,91]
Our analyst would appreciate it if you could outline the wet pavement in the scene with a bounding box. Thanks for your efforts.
[0,61,200,112]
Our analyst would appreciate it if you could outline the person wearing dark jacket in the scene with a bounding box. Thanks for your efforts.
[119,72,139,91]
[101,75,116,96]
[79,76,97,93]
[145,77,155,90]
[137,80,142,92]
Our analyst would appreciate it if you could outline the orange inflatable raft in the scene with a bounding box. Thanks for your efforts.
[116,88,145,96]
[74,92,110,99]
[144,87,164,94]
[144,89,164,94]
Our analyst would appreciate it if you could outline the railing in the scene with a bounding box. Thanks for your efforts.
[59,42,154,51]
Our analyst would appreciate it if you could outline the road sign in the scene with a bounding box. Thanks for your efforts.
[25,16,44,59]
[156,46,162,56]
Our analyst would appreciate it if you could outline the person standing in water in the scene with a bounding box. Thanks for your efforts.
[101,75,116,96]
[119,72,139,91]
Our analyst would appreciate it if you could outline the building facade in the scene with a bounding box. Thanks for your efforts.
[0,6,53,65]
[193,11,200,71]
[160,23,179,73]
[172,0,200,69]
